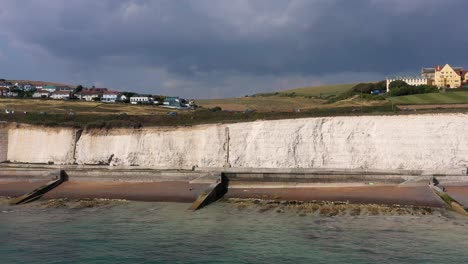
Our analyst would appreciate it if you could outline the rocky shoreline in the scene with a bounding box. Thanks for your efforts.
[1,196,447,217]
[224,198,440,217]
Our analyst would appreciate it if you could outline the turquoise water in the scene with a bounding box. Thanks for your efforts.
[1,201,468,264]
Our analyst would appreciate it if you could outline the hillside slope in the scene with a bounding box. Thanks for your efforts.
[198,83,360,111]
[6,80,75,88]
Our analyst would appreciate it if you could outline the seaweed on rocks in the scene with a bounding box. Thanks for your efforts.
[225,198,438,217]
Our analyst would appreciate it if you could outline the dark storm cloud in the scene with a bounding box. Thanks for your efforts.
[0,0,467,97]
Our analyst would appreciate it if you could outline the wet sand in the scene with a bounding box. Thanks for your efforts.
[41,181,210,203]
[0,181,50,197]
[0,180,447,207]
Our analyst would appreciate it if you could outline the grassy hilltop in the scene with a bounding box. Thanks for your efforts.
[197,83,380,112]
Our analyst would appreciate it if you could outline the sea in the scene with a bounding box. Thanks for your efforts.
[1,199,468,264]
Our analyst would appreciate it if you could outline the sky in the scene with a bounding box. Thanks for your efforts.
[0,0,467,98]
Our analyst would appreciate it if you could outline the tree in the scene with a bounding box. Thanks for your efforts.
[75,85,84,93]
[389,80,409,90]
[352,83,376,94]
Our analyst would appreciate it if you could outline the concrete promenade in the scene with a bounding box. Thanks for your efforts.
[1,163,468,208]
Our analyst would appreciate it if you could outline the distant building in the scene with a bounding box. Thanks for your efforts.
[0,81,13,88]
[6,91,18,97]
[130,95,153,105]
[388,64,468,91]
[422,66,463,80]
[0,87,9,97]
[43,85,57,93]
[101,91,122,103]
[434,64,464,88]
[76,90,101,101]
[15,83,35,91]
[87,87,108,93]
[32,89,51,98]
[50,91,71,100]
[386,76,429,92]
[56,86,74,92]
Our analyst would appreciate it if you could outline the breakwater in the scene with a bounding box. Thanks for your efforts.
[2,113,468,173]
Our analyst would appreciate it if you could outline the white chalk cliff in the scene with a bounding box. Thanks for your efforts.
[1,114,468,172]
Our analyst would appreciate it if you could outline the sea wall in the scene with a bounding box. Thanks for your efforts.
[3,114,468,172]
[6,125,76,164]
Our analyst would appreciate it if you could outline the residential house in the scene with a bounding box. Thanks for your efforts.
[15,83,35,91]
[130,95,153,104]
[32,89,51,98]
[0,87,9,97]
[50,90,71,100]
[76,87,108,101]
[434,64,463,88]
[56,86,74,92]
[101,91,123,103]
[87,87,108,93]
[0,81,13,88]
[6,91,18,97]
[43,85,57,93]
[76,90,102,101]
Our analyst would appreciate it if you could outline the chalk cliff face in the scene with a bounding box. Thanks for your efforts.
[6,126,76,164]
[74,125,228,167]
[0,127,8,162]
[4,114,468,171]
[227,115,468,170]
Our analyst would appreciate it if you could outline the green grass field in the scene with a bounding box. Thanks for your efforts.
[389,92,468,105]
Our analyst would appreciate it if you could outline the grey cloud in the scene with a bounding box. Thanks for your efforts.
[0,0,466,97]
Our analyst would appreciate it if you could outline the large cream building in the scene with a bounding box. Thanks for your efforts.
[434,64,468,88]
[387,64,468,91]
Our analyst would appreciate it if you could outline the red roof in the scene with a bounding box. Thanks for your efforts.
[35,89,50,93]
[103,90,121,95]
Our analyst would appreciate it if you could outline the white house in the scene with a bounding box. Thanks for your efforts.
[101,91,122,103]
[32,89,50,98]
[386,76,429,92]
[6,91,18,97]
[15,83,35,91]
[76,90,101,101]
[0,87,8,97]
[130,95,153,105]
[0,82,13,88]
[50,91,71,100]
